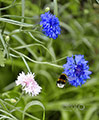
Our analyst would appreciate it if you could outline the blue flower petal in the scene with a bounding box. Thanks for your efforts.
[40,12,61,39]
[63,55,92,87]
[75,55,84,64]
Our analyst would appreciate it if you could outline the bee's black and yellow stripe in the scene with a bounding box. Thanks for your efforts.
[57,73,68,85]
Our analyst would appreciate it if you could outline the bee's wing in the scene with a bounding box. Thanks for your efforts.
[67,76,76,81]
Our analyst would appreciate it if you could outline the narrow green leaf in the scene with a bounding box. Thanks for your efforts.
[0,99,8,111]
[0,18,34,27]
[20,0,25,30]
[21,56,31,73]
[22,100,45,120]
[2,15,37,20]
[0,109,18,120]
[0,50,5,67]
[0,0,16,11]
[60,21,76,38]
[84,105,97,120]
[12,35,38,60]
[82,38,94,53]
[0,115,13,120]
[0,33,6,51]
[10,47,63,68]
[3,101,40,120]
[74,110,82,120]
[54,0,58,16]
[14,43,55,61]
[28,32,45,44]
[61,111,69,120]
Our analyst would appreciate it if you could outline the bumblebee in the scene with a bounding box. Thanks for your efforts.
[57,73,68,88]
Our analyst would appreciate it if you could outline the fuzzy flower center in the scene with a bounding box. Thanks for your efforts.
[75,65,83,76]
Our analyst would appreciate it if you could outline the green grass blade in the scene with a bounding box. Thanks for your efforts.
[3,101,41,120]
[22,100,45,120]
[0,0,16,11]
[84,105,98,120]
[10,47,63,68]
[14,43,55,61]
[0,109,18,120]
[21,56,31,73]
[0,18,34,27]
[0,99,8,112]
[2,15,38,20]
[0,115,14,120]
[28,32,45,44]
[60,21,76,38]
[20,0,25,30]
[54,0,58,16]
[12,35,38,60]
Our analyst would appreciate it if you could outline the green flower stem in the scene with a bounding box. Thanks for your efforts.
[15,43,54,60]
[15,91,24,106]
[0,32,6,50]
[0,18,34,27]
[43,110,45,120]
[21,56,31,73]
[48,38,56,63]
[20,0,25,30]
[1,15,36,20]
[10,47,63,69]
[0,32,8,57]
[54,0,58,16]
[48,38,53,48]
[0,0,16,11]
[52,55,68,63]
[3,101,41,120]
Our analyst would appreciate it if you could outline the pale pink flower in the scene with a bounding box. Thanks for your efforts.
[16,72,42,96]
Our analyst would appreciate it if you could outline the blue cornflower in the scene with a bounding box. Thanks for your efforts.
[40,11,61,39]
[63,55,92,87]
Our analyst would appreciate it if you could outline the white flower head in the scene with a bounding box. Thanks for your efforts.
[16,72,42,96]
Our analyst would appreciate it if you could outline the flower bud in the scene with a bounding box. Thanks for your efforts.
[5,35,10,43]
[10,98,16,103]
[45,7,50,12]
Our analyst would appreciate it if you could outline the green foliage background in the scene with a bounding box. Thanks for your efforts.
[0,0,99,120]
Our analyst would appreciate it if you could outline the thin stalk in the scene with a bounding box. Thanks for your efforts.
[48,38,56,63]
[3,101,41,120]
[14,43,54,60]
[0,0,16,11]
[54,0,58,16]
[21,56,31,73]
[0,32,8,57]
[10,47,63,68]
[20,0,25,30]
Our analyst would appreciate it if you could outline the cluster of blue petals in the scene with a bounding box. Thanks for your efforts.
[40,11,61,39]
[63,55,92,87]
